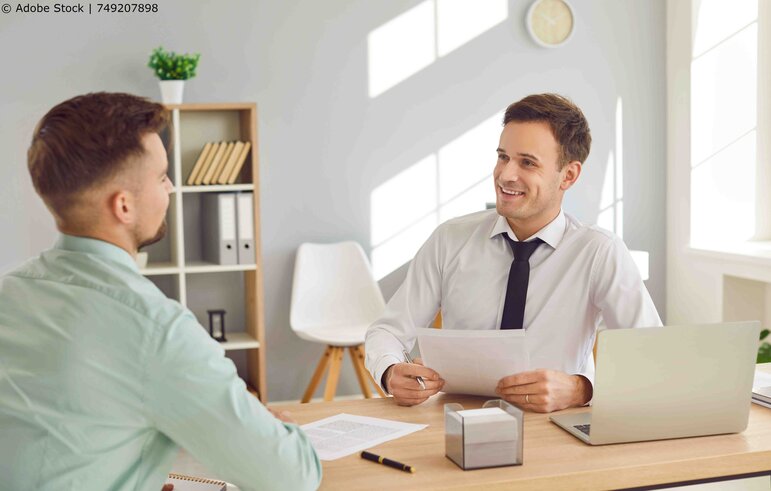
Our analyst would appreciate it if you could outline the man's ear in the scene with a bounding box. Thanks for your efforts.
[108,190,136,225]
[559,161,582,191]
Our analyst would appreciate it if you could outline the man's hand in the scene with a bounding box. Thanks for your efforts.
[385,358,444,406]
[268,407,297,424]
[495,369,592,413]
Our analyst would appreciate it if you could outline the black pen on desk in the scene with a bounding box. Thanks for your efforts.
[361,451,416,473]
[401,349,426,389]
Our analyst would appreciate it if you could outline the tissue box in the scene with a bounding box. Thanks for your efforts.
[445,400,523,470]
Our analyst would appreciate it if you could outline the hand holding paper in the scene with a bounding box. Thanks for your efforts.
[417,328,529,397]
[496,369,593,413]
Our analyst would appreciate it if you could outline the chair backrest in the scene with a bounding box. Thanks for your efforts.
[290,241,386,333]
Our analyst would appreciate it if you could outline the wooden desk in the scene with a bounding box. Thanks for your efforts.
[275,365,771,490]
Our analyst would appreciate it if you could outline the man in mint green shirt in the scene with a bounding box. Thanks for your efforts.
[0,92,321,490]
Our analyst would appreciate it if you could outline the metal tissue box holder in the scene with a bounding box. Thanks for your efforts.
[445,399,524,470]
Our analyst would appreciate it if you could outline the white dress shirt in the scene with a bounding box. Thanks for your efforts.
[365,208,662,394]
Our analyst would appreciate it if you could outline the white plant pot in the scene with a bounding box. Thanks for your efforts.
[159,80,185,104]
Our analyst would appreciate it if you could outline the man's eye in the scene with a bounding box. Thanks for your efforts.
[523,160,535,167]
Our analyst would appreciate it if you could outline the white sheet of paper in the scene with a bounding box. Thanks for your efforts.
[300,413,427,461]
[754,368,771,390]
[417,328,529,397]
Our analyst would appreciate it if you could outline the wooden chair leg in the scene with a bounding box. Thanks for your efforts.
[323,347,344,401]
[302,346,332,403]
[349,346,373,398]
[358,345,386,397]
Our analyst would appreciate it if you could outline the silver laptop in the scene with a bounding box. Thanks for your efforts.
[550,321,760,445]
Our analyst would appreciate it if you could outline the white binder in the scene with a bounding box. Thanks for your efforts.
[236,192,256,264]
[201,193,238,265]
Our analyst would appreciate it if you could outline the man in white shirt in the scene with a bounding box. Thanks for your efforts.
[365,93,661,412]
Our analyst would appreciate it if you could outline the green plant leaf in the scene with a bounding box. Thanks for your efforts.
[758,342,771,364]
[147,46,201,80]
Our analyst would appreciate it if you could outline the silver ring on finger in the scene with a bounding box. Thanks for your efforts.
[525,394,530,404]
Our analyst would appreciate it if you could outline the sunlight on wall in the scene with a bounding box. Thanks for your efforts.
[438,115,501,222]
[368,0,508,97]
[370,114,500,279]
[690,0,757,246]
[371,155,438,250]
[436,0,508,57]
[597,98,624,238]
[367,2,435,99]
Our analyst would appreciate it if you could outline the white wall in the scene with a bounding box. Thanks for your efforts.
[0,0,666,402]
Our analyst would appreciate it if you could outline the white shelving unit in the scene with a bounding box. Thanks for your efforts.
[141,103,267,401]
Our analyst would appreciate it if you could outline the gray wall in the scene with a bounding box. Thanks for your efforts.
[0,0,666,402]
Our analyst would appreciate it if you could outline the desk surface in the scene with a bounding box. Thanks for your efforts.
[275,364,771,491]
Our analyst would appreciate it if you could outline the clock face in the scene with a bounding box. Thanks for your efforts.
[528,0,574,47]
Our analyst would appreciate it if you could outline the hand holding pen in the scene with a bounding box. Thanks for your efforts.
[383,350,445,406]
[402,350,426,389]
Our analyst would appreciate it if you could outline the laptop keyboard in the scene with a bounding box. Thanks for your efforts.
[574,424,591,436]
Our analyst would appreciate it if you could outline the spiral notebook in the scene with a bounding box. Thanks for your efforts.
[166,473,227,491]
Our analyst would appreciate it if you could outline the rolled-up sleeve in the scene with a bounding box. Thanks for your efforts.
[145,311,322,491]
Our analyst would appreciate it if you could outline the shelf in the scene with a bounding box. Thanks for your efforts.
[141,262,180,276]
[184,261,257,274]
[180,184,254,193]
[164,102,256,112]
[218,332,261,351]
[143,103,266,401]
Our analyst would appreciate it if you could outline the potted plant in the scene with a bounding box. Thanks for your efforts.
[148,46,201,104]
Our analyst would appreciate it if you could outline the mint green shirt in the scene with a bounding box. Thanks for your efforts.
[0,235,321,491]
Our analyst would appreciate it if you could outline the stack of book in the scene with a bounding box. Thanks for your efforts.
[753,386,771,408]
[186,141,252,186]
[752,367,771,409]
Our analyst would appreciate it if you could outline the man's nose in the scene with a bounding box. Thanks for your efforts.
[498,164,520,184]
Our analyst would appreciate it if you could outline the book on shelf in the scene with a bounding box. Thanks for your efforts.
[204,142,235,185]
[216,141,245,184]
[226,141,251,184]
[184,140,251,187]
[199,142,228,185]
[194,142,223,186]
[186,142,214,185]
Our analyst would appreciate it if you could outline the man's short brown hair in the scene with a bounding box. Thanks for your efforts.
[503,93,591,168]
[28,92,169,218]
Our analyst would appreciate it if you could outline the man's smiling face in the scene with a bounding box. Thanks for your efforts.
[494,120,567,237]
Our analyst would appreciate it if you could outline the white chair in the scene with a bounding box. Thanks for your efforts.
[290,241,387,402]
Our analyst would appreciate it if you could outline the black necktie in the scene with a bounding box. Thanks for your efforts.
[500,235,543,330]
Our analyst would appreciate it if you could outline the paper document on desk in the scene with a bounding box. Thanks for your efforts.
[753,369,771,391]
[301,414,426,460]
[417,328,529,397]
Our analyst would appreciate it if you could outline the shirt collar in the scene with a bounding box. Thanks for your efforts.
[54,234,139,272]
[489,209,566,249]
